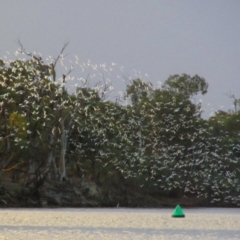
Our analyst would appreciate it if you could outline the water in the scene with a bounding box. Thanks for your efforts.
[0,208,239,239]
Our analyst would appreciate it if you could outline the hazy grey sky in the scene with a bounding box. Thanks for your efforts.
[1,1,240,117]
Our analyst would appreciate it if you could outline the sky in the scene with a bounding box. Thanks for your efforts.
[1,0,240,118]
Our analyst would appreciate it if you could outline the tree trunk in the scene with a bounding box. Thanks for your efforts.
[45,133,58,181]
[59,120,67,181]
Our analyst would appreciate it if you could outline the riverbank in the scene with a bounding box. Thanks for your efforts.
[0,177,236,208]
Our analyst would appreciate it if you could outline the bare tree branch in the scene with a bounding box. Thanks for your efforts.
[15,39,71,82]
[15,38,43,64]
[225,92,239,113]
[52,41,70,68]
[0,135,11,141]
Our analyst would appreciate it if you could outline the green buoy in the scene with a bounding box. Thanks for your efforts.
[172,204,185,218]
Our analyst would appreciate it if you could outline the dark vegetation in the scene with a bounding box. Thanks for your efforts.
[0,44,240,207]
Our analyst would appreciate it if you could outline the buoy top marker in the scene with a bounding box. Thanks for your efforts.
[172,204,185,218]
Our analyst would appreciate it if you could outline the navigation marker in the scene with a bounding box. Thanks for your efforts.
[172,204,185,218]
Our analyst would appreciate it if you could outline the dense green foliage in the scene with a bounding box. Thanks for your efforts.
[0,53,240,205]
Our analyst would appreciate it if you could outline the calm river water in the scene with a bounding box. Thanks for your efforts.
[0,208,239,239]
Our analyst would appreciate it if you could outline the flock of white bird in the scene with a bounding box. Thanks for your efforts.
[0,49,240,205]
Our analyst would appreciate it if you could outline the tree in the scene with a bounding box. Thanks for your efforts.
[2,44,240,205]
[125,78,153,106]
[162,74,208,99]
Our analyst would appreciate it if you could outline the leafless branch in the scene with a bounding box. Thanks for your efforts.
[52,41,70,68]
[94,73,112,100]
[15,38,43,65]
[15,39,71,82]
[225,91,239,112]
[0,134,11,141]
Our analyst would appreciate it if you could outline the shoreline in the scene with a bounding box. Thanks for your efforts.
[0,179,239,209]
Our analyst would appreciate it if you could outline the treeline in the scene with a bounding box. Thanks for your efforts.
[0,48,240,205]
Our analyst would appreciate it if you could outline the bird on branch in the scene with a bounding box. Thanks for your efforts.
[62,74,66,83]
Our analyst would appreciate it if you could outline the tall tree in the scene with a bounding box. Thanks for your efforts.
[162,74,208,99]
